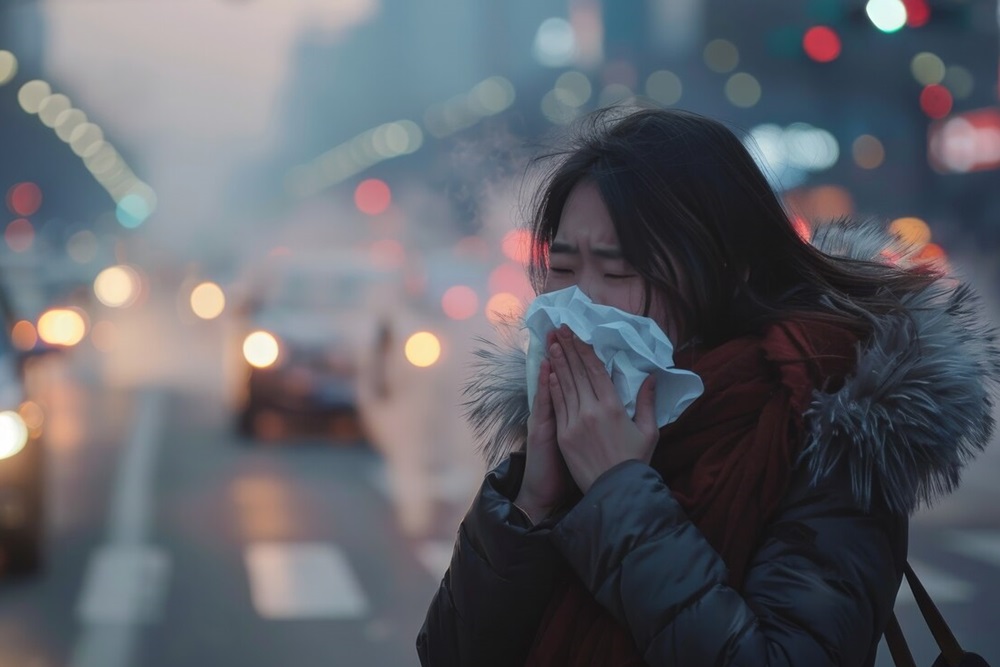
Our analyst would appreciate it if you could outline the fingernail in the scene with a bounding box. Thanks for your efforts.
[549,343,562,357]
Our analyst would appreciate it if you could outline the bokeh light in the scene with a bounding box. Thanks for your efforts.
[355,178,391,215]
[943,66,974,99]
[37,93,71,128]
[18,401,44,435]
[645,70,683,106]
[369,238,406,268]
[404,331,442,368]
[67,230,99,264]
[533,17,576,68]
[866,0,907,33]
[890,217,932,247]
[37,308,87,347]
[920,84,953,119]
[485,292,524,325]
[803,26,841,62]
[501,229,532,265]
[703,39,739,73]
[724,73,761,108]
[243,331,280,369]
[903,0,931,27]
[911,52,945,86]
[852,135,886,169]
[69,122,104,157]
[553,71,592,108]
[17,80,50,113]
[441,286,479,321]
[11,320,38,351]
[190,282,226,320]
[597,83,633,108]
[0,50,17,86]
[55,108,88,142]
[5,219,34,253]
[116,192,153,228]
[94,265,140,308]
[0,411,29,461]
[7,182,42,216]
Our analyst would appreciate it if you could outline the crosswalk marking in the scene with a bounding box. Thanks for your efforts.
[76,545,171,624]
[946,530,1000,568]
[245,543,370,619]
[896,558,974,604]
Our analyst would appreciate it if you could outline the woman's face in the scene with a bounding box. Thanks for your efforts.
[543,180,682,343]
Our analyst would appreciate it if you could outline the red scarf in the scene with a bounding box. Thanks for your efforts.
[522,319,859,667]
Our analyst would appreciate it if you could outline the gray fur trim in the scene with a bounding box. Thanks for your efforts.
[461,320,530,470]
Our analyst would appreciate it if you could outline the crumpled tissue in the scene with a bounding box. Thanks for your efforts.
[524,286,704,427]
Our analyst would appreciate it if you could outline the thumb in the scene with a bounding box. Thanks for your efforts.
[634,374,658,436]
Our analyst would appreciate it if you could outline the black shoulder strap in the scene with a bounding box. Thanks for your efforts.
[885,561,968,667]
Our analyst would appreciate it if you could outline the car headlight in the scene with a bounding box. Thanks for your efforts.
[243,330,281,369]
[0,410,29,460]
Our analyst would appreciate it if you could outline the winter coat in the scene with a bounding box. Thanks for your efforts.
[416,218,1000,667]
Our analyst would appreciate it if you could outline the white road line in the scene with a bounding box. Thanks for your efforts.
[945,530,1000,568]
[896,558,974,605]
[70,388,168,667]
[245,543,370,619]
[76,545,170,623]
[415,540,453,580]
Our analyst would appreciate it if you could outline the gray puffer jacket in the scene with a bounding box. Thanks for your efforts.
[416,218,1000,667]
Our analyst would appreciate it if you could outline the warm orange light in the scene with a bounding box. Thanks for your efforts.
[501,229,532,265]
[190,282,226,320]
[914,242,946,263]
[404,331,441,367]
[889,217,932,247]
[94,265,140,308]
[852,135,886,169]
[441,286,479,320]
[485,292,524,324]
[37,308,87,347]
[11,320,37,351]
[243,331,280,368]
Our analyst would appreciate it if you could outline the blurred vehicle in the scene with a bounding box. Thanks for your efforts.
[229,252,404,441]
[0,282,48,576]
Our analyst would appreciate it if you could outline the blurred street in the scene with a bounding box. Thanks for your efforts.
[1,1,999,665]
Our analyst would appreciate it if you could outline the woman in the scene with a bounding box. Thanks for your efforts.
[416,106,1000,666]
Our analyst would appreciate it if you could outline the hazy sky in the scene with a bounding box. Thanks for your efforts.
[41,0,379,257]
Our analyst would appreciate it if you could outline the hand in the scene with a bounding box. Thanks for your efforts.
[548,325,659,493]
[516,332,575,522]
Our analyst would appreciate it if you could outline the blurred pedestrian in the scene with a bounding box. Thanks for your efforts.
[416,105,1000,667]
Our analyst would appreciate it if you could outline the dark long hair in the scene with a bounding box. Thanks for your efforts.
[525,105,939,347]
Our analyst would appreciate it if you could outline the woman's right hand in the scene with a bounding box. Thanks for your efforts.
[515,347,574,524]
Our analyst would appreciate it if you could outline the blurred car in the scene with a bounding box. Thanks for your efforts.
[0,300,47,575]
[229,253,403,441]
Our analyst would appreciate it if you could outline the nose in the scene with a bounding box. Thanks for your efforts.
[576,273,601,304]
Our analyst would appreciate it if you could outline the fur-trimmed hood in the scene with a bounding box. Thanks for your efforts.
[462,217,1000,516]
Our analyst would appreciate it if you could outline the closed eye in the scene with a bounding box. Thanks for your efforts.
[605,274,637,279]
[549,268,573,275]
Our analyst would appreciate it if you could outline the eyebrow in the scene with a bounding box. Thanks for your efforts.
[549,241,624,260]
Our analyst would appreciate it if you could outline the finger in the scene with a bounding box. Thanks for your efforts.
[549,338,580,415]
[634,374,658,436]
[549,370,568,429]
[556,326,596,402]
[571,334,617,402]
[532,358,553,413]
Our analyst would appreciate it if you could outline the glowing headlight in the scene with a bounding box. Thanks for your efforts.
[243,331,280,368]
[0,410,29,460]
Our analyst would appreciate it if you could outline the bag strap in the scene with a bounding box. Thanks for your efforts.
[886,561,966,667]
[904,561,966,665]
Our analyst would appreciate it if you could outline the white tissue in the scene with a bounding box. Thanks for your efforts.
[524,286,704,427]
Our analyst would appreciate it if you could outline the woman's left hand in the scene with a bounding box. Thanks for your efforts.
[547,325,660,493]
